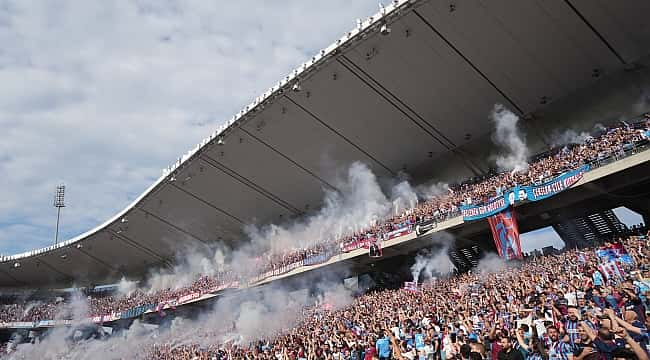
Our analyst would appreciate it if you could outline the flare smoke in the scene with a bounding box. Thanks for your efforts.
[491,104,529,173]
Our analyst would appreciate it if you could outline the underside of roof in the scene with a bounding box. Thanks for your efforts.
[2,0,650,288]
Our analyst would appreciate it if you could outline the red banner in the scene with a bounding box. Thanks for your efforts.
[487,209,522,260]
[341,237,376,252]
[384,226,412,240]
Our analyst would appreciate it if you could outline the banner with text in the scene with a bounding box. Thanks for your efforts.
[521,165,589,202]
[461,165,589,221]
[460,189,514,221]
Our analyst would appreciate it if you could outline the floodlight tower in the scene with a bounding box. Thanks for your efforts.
[54,184,65,245]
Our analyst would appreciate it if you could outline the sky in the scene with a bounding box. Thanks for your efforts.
[0,0,383,255]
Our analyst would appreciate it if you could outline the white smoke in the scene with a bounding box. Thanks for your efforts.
[116,277,138,297]
[8,275,354,359]
[410,233,455,282]
[10,292,92,360]
[491,104,529,173]
[410,247,455,283]
[245,162,394,254]
[415,181,450,201]
[228,281,351,342]
[130,161,425,293]
[549,123,608,147]
[550,129,593,147]
[150,275,354,350]
[390,180,418,216]
[634,89,650,116]
[476,253,509,274]
[145,245,230,293]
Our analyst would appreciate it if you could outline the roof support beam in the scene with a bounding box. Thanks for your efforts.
[238,127,339,194]
[337,56,456,150]
[170,182,245,226]
[285,95,396,176]
[35,258,73,283]
[107,230,168,265]
[337,55,485,176]
[134,206,210,245]
[564,0,627,65]
[0,267,26,286]
[74,247,121,274]
[200,154,304,216]
[412,9,524,115]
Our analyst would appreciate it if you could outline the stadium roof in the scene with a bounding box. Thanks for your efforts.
[2,0,649,287]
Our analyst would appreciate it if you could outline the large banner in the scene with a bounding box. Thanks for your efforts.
[487,209,523,260]
[521,165,589,202]
[460,189,514,221]
[460,165,590,221]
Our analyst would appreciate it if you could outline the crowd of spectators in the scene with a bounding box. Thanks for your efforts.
[0,272,238,323]
[140,230,650,360]
[0,120,648,328]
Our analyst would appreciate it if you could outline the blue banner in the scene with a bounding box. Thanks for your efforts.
[121,303,155,319]
[303,252,333,266]
[460,165,590,221]
[520,165,589,202]
[460,189,515,221]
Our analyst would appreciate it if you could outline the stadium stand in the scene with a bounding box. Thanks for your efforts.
[0,119,648,330]
[23,228,648,359]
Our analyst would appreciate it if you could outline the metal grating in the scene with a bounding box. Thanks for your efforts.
[552,209,626,249]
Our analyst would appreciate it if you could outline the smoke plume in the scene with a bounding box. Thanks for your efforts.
[410,233,455,283]
[390,181,418,216]
[475,253,509,274]
[415,181,451,201]
[116,277,138,297]
[244,161,412,255]
[549,123,609,147]
[490,105,529,173]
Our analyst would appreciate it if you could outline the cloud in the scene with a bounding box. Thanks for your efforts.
[0,0,381,254]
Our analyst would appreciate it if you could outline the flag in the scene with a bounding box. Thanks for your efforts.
[487,209,523,260]
[598,261,626,281]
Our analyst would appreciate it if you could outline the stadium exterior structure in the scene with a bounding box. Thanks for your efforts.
[1,0,649,288]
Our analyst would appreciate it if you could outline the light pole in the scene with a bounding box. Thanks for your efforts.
[54,184,65,245]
